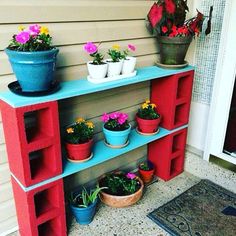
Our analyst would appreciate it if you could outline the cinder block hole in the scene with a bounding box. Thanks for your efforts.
[174,104,188,126]
[176,75,191,99]
[24,108,52,143]
[170,156,182,176]
[29,147,56,180]
[172,133,184,153]
[38,217,59,236]
[34,185,59,218]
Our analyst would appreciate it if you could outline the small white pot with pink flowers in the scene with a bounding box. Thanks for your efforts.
[84,42,108,80]
[101,112,131,148]
[122,44,137,75]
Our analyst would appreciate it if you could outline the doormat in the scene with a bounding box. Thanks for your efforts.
[148,179,236,236]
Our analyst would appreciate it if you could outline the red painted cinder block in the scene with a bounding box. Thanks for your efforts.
[11,177,67,236]
[148,128,187,181]
[0,101,62,187]
[151,70,194,130]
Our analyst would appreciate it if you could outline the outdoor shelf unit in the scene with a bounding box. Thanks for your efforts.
[0,66,194,236]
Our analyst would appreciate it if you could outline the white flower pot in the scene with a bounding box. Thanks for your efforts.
[122,56,136,75]
[87,61,108,79]
[107,60,123,77]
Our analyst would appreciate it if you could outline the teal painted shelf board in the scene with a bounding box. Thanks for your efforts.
[0,66,194,108]
[15,124,187,192]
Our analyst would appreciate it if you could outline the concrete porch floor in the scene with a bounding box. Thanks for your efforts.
[68,172,199,236]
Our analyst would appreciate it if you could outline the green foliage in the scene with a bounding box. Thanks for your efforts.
[90,52,105,65]
[100,172,141,196]
[137,101,160,120]
[107,49,124,62]
[139,161,154,171]
[65,118,94,144]
[69,185,106,208]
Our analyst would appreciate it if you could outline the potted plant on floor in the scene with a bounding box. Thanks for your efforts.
[5,24,59,92]
[65,117,95,162]
[101,112,131,148]
[138,160,155,184]
[84,42,108,80]
[107,44,124,77]
[99,171,144,208]
[121,44,137,75]
[147,1,212,66]
[136,100,161,135]
[69,185,106,225]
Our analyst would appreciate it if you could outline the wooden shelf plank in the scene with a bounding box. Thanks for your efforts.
[13,124,187,192]
[0,66,194,108]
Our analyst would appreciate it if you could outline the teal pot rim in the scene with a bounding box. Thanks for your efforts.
[4,47,59,56]
[70,197,98,211]
[103,123,131,135]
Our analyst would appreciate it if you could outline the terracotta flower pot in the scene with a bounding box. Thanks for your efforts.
[65,139,93,162]
[138,167,155,184]
[136,114,161,134]
[99,176,144,208]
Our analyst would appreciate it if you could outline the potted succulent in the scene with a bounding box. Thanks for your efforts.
[99,171,144,208]
[5,24,59,92]
[65,117,94,162]
[107,44,124,77]
[69,185,106,225]
[84,42,108,80]
[136,100,161,134]
[101,112,131,148]
[121,44,137,75]
[138,160,155,184]
[147,0,212,65]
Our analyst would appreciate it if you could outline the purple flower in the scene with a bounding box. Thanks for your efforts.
[101,113,110,123]
[126,172,136,179]
[29,24,40,36]
[15,31,30,44]
[84,42,98,54]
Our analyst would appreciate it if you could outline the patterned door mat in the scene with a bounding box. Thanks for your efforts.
[148,179,236,236]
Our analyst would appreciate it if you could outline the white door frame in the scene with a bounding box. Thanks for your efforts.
[203,0,236,164]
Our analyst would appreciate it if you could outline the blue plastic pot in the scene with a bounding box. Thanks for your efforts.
[103,124,131,146]
[70,198,98,225]
[5,48,59,92]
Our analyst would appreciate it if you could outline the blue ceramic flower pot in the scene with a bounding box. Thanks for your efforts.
[103,124,131,147]
[70,198,98,225]
[5,48,59,92]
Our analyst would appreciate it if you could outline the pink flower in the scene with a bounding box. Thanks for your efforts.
[84,42,98,54]
[110,112,121,119]
[118,113,128,125]
[29,24,41,36]
[161,26,168,33]
[164,0,176,14]
[128,44,136,52]
[126,172,136,180]
[101,113,110,123]
[15,31,30,44]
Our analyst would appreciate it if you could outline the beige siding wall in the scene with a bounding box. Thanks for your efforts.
[0,0,158,234]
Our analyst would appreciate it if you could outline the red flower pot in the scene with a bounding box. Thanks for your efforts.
[138,167,155,184]
[136,114,161,134]
[65,139,93,162]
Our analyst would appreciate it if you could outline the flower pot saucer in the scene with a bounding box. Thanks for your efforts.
[135,127,160,136]
[8,80,60,97]
[104,140,129,149]
[155,60,188,69]
[67,152,93,163]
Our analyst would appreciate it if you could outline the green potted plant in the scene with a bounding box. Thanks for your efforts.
[69,185,106,225]
[101,112,131,148]
[65,117,94,162]
[5,24,59,92]
[107,44,124,77]
[147,0,212,66]
[99,171,144,208]
[84,42,108,80]
[136,100,161,135]
[138,160,155,184]
[121,44,137,75]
